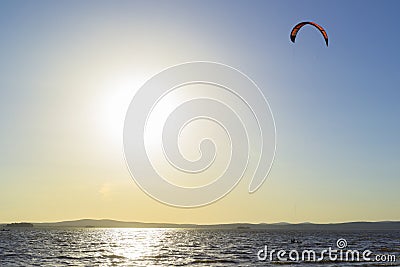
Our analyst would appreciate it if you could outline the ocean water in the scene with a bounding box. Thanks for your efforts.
[0,228,399,266]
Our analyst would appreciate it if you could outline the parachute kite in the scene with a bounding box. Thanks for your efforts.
[290,21,328,46]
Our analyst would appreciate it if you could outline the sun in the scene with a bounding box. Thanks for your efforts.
[94,73,149,148]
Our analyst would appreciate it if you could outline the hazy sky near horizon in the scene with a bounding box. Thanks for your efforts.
[1,0,399,224]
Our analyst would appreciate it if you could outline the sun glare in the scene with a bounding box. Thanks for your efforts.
[95,73,149,148]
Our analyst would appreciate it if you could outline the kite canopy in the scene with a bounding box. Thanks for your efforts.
[290,21,328,46]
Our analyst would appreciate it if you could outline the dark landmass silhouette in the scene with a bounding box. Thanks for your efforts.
[1,220,399,230]
[5,222,34,228]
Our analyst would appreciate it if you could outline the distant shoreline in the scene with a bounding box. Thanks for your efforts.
[4,222,33,228]
[2,219,399,231]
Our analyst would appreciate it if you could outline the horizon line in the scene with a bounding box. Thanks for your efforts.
[2,218,400,225]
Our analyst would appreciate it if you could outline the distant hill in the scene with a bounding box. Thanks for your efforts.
[15,219,399,230]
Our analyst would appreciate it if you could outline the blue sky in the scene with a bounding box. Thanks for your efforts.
[0,1,399,223]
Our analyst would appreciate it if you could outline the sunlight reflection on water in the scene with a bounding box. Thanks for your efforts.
[104,228,166,261]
